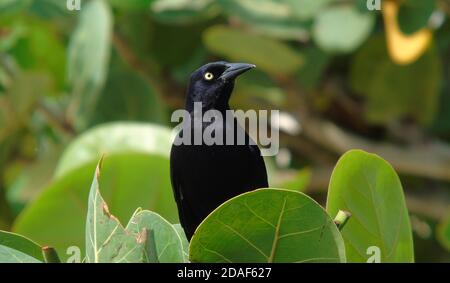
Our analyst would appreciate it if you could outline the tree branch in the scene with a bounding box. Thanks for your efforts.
[302,166,449,220]
[301,117,450,182]
[277,78,450,183]
[37,101,76,137]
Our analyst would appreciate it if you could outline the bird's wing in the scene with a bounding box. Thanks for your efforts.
[248,143,269,188]
[170,143,197,239]
[233,118,269,189]
[170,144,185,220]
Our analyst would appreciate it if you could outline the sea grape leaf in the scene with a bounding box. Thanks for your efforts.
[326,150,414,263]
[190,189,345,263]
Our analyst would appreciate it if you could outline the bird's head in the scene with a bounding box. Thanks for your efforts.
[185,61,255,112]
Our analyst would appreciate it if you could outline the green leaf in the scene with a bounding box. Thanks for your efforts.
[67,0,113,129]
[0,230,43,261]
[173,224,189,262]
[13,153,177,261]
[29,0,72,19]
[0,245,41,263]
[6,143,62,211]
[437,214,450,251]
[313,4,375,54]
[172,46,209,84]
[92,69,169,124]
[287,0,332,20]
[350,35,442,125]
[150,0,218,24]
[126,210,185,263]
[85,162,146,263]
[230,69,286,109]
[326,150,414,263]
[55,122,172,178]
[145,21,206,68]
[0,0,31,15]
[203,26,303,75]
[398,0,436,35]
[216,0,310,40]
[92,53,167,126]
[0,72,51,129]
[189,189,345,263]
[0,19,26,53]
[296,45,329,90]
[109,0,154,11]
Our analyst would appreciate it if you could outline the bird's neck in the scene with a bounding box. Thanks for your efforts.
[186,101,230,114]
[185,82,234,113]
[186,94,231,113]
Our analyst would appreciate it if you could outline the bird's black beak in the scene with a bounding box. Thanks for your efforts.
[219,63,256,82]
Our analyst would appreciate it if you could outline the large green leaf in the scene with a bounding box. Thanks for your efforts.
[0,230,43,261]
[0,18,25,52]
[0,72,51,136]
[6,143,62,211]
[189,189,345,263]
[29,0,71,19]
[55,122,172,178]
[126,210,185,263]
[350,35,442,125]
[216,0,310,40]
[13,153,177,261]
[326,150,414,263]
[10,19,66,88]
[313,4,375,54]
[67,0,112,129]
[296,45,329,90]
[146,21,206,68]
[109,0,154,11]
[85,163,146,263]
[150,0,218,24]
[0,245,41,263]
[92,53,167,126]
[230,69,286,110]
[287,0,332,20]
[203,26,303,75]
[173,224,189,262]
[398,0,436,35]
[0,0,31,15]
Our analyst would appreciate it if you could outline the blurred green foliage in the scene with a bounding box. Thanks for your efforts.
[0,0,449,262]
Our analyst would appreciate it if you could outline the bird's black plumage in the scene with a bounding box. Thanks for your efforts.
[170,61,268,240]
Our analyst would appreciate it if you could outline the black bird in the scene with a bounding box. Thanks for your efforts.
[170,61,268,240]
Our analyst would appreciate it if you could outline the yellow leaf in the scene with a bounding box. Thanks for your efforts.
[382,0,432,65]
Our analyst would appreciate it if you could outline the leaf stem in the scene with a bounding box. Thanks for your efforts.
[42,246,61,263]
[333,210,352,231]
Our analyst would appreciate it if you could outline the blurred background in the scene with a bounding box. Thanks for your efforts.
[0,0,449,262]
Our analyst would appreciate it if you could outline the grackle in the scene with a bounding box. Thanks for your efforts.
[170,61,268,240]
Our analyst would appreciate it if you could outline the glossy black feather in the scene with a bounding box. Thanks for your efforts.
[170,62,268,240]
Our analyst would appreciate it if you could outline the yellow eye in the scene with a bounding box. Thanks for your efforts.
[204,72,214,81]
